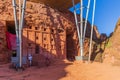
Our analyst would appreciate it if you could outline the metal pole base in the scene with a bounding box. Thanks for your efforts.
[75,56,84,61]
[75,56,89,61]
[15,66,25,72]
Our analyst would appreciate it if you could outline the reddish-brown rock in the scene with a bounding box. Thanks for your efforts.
[103,18,120,64]
[0,0,100,65]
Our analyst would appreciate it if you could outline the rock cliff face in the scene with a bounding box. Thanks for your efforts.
[0,0,100,64]
[103,18,120,64]
[28,0,80,11]
[0,0,75,64]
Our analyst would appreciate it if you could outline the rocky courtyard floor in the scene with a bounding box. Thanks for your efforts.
[0,59,120,80]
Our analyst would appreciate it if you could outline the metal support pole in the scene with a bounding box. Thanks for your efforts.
[72,0,81,58]
[12,0,20,63]
[83,0,91,42]
[21,0,26,29]
[88,0,96,62]
[19,0,26,68]
[19,0,22,68]
[80,0,83,60]
[12,0,19,39]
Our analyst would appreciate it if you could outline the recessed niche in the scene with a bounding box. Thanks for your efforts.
[44,44,46,48]
[35,27,39,30]
[51,45,53,49]
[29,26,32,29]
[28,43,31,46]
[51,38,53,41]
[44,28,46,31]
[59,45,61,49]
[35,45,39,54]
[51,29,54,33]
[44,37,46,40]
[58,28,64,33]
[6,21,16,34]
[36,36,39,39]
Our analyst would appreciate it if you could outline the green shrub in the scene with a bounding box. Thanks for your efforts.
[106,41,112,48]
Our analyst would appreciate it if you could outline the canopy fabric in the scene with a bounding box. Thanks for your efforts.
[28,0,80,11]
[6,32,16,50]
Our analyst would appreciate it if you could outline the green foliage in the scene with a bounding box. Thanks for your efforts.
[106,41,112,48]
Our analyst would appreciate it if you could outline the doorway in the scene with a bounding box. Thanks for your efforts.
[6,21,17,57]
[6,21,16,34]
[66,34,75,61]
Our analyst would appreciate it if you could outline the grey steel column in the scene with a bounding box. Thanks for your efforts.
[12,0,19,38]
[83,0,91,42]
[21,0,26,29]
[19,0,22,68]
[72,0,81,58]
[80,0,83,60]
[12,0,20,61]
[19,0,27,68]
[88,0,96,62]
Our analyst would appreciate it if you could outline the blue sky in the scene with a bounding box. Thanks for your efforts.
[69,0,120,36]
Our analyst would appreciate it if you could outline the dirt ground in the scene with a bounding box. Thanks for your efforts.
[0,59,120,80]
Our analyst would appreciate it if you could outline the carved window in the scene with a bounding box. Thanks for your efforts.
[29,26,32,29]
[44,28,46,31]
[51,29,54,33]
[44,37,46,40]
[35,45,39,54]
[35,27,38,30]
[44,44,46,48]
[51,38,53,41]
[36,36,39,39]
